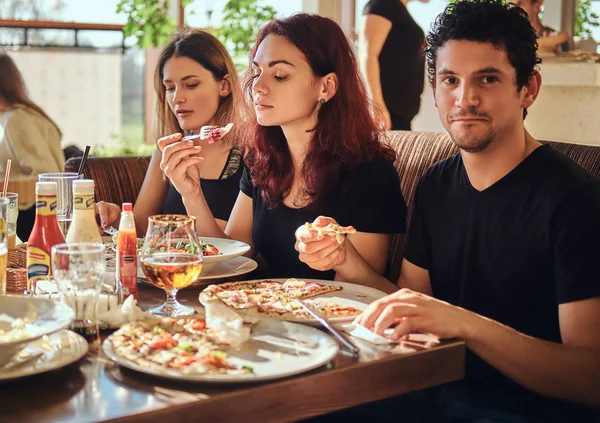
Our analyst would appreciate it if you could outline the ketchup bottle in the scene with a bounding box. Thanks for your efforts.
[26,182,66,292]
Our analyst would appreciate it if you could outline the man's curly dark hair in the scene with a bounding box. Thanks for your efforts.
[425,0,541,91]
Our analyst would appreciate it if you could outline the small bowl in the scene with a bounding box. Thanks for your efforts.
[0,296,74,367]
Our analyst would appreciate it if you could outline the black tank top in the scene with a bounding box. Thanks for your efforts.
[161,148,243,221]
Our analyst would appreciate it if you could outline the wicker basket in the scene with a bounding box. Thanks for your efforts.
[6,247,27,294]
[6,268,27,294]
[8,247,27,269]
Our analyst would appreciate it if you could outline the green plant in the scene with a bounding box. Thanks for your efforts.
[213,0,277,59]
[574,0,600,38]
[116,0,193,48]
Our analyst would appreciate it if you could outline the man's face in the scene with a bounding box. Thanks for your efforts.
[433,40,529,153]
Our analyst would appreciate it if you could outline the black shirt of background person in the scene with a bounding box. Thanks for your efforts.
[363,0,425,130]
[161,148,244,220]
[404,144,600,421]
[241,159,407,280]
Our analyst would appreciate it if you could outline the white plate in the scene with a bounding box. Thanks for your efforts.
[0,330,88,382]
[126,256,258,285]
[106,237,251,275]
[203,278,387,326]
[103,318,338,383]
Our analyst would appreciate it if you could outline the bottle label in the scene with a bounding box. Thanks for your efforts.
[117,252,138,299]
[26,246,51,291]
[35,196,58,216]
[73,193,95,210]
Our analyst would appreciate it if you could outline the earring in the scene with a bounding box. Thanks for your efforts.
[220,92,227,97]
[319,98,326,105]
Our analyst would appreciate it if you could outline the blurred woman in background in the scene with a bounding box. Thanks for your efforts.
[0,52,65,240]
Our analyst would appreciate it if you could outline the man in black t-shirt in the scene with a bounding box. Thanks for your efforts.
[354,1,600,421]
[358,0,428,130]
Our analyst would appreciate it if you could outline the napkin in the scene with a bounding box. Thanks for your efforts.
[97,295,152,327]
[202,298,250,348]
[339,323,441,347]
[34,280,151,328]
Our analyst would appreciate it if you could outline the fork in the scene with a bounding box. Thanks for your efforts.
[181,126,218,142]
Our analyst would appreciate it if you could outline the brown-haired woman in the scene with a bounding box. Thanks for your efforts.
[97,29,245,234]
[0,52,65,240]
[160,15,406,292]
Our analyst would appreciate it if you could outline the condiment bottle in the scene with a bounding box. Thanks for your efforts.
[66,179,102,244]
[116,203,138,300]
[26,181,66,292]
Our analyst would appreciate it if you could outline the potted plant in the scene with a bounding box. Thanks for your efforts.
[573,0,599,52]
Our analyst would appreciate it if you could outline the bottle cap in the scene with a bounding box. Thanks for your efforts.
[73,179,95,194]
[36,181,57,196]
[122,203,133,212]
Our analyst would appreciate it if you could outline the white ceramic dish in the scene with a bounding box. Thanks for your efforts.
[0,330,88,382]
[103,318,338,383]
[201,278,387,326]
[0,296,74,367]
[108,237,251,275]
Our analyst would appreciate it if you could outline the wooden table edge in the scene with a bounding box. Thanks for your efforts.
[105,340,466,423]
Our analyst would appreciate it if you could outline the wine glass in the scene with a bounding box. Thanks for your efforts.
[140,214,203,317]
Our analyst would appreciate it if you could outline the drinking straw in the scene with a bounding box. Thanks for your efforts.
[2,159,11,197]
[78,146,91,176]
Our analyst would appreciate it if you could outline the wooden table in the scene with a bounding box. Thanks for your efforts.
[0,284,465,423]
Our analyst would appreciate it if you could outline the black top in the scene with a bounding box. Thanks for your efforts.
[241,160,407,280]
[404,144,600,420]
[363,0,425,126]
[161,148,244,221]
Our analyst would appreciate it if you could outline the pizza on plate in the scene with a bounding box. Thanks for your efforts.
[199,279,362,320]
[109,317,253,375]
[304,222,357,244]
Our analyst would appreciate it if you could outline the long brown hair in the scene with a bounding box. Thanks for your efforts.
[154,29,243,144]
[0,52,62,136]
[243,14,395,208]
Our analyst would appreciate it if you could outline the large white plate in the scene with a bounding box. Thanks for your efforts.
[0,330,88,382]
[133,256,258,286]
[103,318,339,383]
[202,278,387,326]
[106,237,251,275]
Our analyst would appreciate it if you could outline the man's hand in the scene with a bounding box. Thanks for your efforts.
[355,288,478,341]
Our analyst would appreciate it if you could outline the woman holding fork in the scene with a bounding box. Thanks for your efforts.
[96,29,245,234]
[160,14,406,293]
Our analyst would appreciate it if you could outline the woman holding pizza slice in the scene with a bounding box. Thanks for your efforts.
[96,29,245,234]
[159,14,406,293]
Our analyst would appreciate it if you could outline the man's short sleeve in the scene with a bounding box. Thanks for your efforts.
[553,182,600,304]
[403,177,432,270]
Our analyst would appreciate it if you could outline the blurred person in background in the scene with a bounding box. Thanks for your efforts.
[512,0,570,52]
[358,0,429,130]
[96,29,245,235]
[0,52,65,240]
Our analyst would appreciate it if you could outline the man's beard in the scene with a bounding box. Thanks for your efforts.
[450,126,496,153]
[447,108,495,153]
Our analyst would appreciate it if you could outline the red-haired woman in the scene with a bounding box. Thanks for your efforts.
[159,14,406,292]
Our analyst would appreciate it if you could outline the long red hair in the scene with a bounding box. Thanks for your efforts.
[242,13,395,208]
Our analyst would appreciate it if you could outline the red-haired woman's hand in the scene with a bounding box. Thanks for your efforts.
[295,216,347,272]
[157,133,205,199]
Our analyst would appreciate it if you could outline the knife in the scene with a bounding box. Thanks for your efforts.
[295,299,360,358]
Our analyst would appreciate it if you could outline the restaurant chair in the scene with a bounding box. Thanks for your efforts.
[64,156,151,207]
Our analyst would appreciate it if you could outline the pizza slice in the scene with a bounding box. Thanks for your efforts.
[304,222,357,244]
